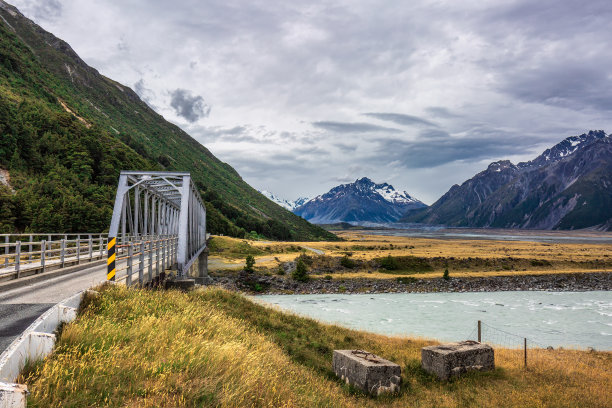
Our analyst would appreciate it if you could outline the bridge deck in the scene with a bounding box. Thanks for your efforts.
[0,256,155,355]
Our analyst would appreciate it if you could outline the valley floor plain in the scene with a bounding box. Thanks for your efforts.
[206,231,612,294]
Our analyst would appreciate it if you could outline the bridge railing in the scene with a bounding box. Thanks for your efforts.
[111,235,178,286]
[0,233,109,281]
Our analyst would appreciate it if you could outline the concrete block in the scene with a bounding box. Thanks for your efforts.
[333,350,401,396]
[27,332,56,362]
[58,306,77,324]
[0,382,27,408]
[0,332,55,383]
[165,278,195,291]
[421,341,494,380]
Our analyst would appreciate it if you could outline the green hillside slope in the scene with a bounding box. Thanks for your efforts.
[0,1,335,240]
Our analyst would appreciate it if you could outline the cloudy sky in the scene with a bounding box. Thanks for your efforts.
[12,0,612,203]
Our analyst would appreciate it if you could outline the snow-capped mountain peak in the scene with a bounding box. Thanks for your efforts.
[294,177,426,224]
[520,130,608,168]
[259,190,311,211]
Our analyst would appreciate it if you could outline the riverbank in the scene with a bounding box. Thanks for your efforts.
[214,271,612,295]
[20,285,612,407]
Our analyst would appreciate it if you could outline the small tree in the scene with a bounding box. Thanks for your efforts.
[244,255,255,273]
[292,258,309,282]
[443,268,450,280]
[340,255,356,269]
[380,255,398,270]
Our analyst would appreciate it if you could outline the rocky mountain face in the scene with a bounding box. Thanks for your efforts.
[403,131,612,230]
[259,191,311,211]
[294,177,426,224]
[0,0,335,240]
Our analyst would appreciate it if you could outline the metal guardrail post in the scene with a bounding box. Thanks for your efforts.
[61,239,66,268]
[4,235,8,268]
[41,240,46,273]
[156,240,160,276]
[28,234,32,261]
[162,238,166,272]
[89,236,93,261]
[15,241,21,278]
[139,241,144,286]
[148,240,153,282]
[127,243,133,287]
[76,237,81,264]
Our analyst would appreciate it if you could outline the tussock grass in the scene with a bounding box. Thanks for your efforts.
[21,286,612,407]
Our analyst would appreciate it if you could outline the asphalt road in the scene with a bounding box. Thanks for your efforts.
[0,262,107,353]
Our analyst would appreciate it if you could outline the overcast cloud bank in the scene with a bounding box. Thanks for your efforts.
[12,0,612,203]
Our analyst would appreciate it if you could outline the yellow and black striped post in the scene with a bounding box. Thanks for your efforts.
[107,237,116,281]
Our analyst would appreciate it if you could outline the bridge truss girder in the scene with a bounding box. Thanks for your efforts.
[108,171,206,276]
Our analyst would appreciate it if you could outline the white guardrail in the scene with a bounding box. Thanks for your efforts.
[0,234,108,281]
[0,234,178,287]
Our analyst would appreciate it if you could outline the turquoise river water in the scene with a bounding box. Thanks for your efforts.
[256,291,612,350]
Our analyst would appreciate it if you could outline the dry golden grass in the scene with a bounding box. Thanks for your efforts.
[209,232,611,279]
[21,286,612,407]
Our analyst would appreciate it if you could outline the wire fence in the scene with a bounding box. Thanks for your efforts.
[466,320,562,369]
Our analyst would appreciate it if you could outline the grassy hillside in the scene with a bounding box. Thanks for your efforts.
[0,2,335,241]
[20,285,612,407]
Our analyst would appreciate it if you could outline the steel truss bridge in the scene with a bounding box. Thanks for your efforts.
[107,171,208,284]
[0,171,208,288]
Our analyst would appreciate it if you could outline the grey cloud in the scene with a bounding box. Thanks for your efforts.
[134,79,156,107]
[312,121,401,133]
[23,0,62,22]
[334,143,357,152]
[426,107,460,119]
[372,130,542,169]
[501,64,612,111]
[363,112,437,127]
[170,89,211,123]
[23,0,612,202]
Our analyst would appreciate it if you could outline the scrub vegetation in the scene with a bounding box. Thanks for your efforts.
[207,233,612,280]
[20,285,612,407]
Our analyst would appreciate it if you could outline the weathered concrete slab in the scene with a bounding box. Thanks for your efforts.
[421,341,494,380]
[333,350,401,395]
[0,382,27,408]
[165,278,195,291]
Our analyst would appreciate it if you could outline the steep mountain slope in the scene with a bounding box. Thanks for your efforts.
[403,131,612,230]
[259,190,311,211]
[0,1,334,240]
[294,177,426,224]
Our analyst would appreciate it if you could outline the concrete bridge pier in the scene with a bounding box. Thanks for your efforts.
[194,248,212,285]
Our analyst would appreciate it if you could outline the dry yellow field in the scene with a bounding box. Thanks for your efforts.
[208,232,612,279]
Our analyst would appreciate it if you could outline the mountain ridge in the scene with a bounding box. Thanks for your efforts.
[294,177,426,224]
[403,131,612,230]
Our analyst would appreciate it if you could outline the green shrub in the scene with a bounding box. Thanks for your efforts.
[276,265,285,275]
[292,259,309,282]
[340,255,356,269]
[324,275,333,280]
[244,255,255,273]
[379,255,398,270]
[443,268,450,280]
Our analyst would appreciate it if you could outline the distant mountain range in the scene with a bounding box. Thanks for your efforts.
[259,191,311,211]
[292,177,426,224]
[403,130,612,230]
